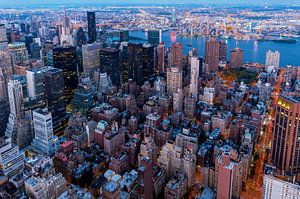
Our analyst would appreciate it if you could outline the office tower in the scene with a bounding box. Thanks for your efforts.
[87,11,96,44]
[26,68,46,108]
[265,50,280,68]
[8,42,28,66]
[120,42,129,82]
[0,136,24,178]
[157,42,165,73]
[82,42,102,75]
[271,94,300,174]
[167,67,182,94]
[31,108,59,157]
[219,41,227,62]
[44,68,67,135]
[76,27,86,47]
[183,149,196,188]
[138,157,153,199]
[142,44,155,80]
[99,48,120,86]
[228,48,244,69]
[147,29,161,46]
[170,42,183,69]
[119,29,129,42]
[215,147,243,199]
[71,75,95,117]
[190,57,200,99]
[184,96,196,119]
[7,80,24,117]
[53,46,78,104]
[128,43,143,85]
[205,38,220,72]
[173,88,183,113]
[6,80,32,148]
[42,41,54,66]
[263,172,300,199]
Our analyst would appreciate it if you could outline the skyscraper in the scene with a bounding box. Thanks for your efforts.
[219,41,227,62]
[0,136,24,178]
[170,42,183,69]
[26,68,46,108]
[271,94,300,174]
[82,42,102,75]
[119,30,129,42]
[99,48,120,86]
[87,11,96,44]
[7,80,24,117]
[142,44,155,81]
[228,48,244,69]
[31,108,59,157]
[167,67,182,94]
[147,29,161,46]
[44,68,67,135]
[157,42,165,73]
[265,50,280,68]
[190,57,200,99]
[128,43,143,85]
[53,46,78,104]
[205,38,220,72]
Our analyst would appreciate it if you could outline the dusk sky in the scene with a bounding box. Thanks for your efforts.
[0,0,298,6]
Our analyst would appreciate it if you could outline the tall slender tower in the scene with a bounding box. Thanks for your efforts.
[87,11,96,44]
[271,94,300,175]
[170,42,183,69]
[190,57,200,99]
[205,38,220,72]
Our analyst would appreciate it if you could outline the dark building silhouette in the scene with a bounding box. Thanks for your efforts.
[99,48,120,86]
[120,30,129,42]
[228,48,244,69]
[76,27,86,47]
[147,30,161,46]
[87,11,96,44]
[142,44,155,80]
[219,41,227,62]
[128,43,143,85]
[44,68,68,135]
[53,46,78,105]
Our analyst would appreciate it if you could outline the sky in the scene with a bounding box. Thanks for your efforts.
[0,0,299,6]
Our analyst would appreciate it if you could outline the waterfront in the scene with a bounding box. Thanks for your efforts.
[129,30,300,67]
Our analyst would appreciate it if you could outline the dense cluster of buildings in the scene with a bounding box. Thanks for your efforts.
[0,4,299,199]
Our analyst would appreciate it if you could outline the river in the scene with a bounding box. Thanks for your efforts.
[129,30,300,67]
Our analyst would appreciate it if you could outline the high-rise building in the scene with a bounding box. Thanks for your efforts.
[26,68,46,108]
[119,30,129,42]
[205,38,220,72]
[147,29,161,46]
[265,50,280,68]
[128,43,143,85]
[139,134,157,165]
[157,42,165,73]
[99,48,120,86]
[0,136,24,178]
[53,46,78,104]
[263,172,300,199]
[173,88,183,113]
[44,68,67,135]
[31,108,60,157]
[190,57,200,99]
[170,42,183,69]
[7,80,24,117]
[167,67,182,94]
[75,27,86,47]
[8,42,28,66]
[228,48,244,69]
[215,146,243,199]
[142,44,155,81]
[87,11,97,44]
[271,94,300,174]
[219,41,227,62]
[165,170,187,199]
[82,42,102,75]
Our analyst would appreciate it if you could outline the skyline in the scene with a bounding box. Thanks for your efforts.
[1,0,300,6]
